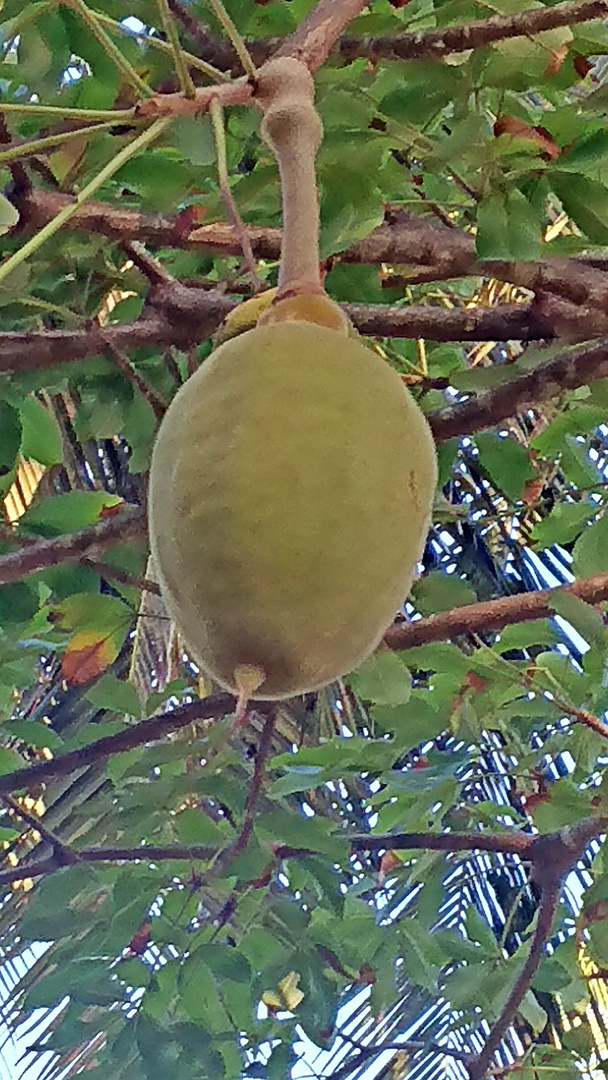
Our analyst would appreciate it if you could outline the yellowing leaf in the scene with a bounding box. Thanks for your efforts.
[61,629,124,686]
[262,971,304,1012]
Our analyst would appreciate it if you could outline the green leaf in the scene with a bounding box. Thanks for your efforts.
[172,116,217,167]
[412,571,476,615]
[267,765,326,798]
[0,192,19,236]
[556,128,608,172]
[0,581,39,625]
[348,650,411,705]
[19,491,122,537]
[476,432,537,502]
[0,400,22,474]
[85,674,141,717]
[531,500,596,549]
[531,405,607,455]
[476,188,541,259]
[0,746,28,775]
[179,953,231,1031]
[550,591,607,650]
[19,394,63,466]
[465,904,500,956]
[174,807,228,845]
[572,509,608,576]
[495,619,559,653]
[519,990,548,1034]
[550,173,608,244]
[8,720,61,750]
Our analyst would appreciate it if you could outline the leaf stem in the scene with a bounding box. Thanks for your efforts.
[207,0,256,78]
[0,103,137,121]
[209,99,260,290]
[60,0,154,98]
[0,120,140,167]
[94,10,227,82]
[156,0,197,97]
[0,118,170,287]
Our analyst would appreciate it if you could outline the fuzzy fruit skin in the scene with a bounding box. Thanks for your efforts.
[148,321,437,700]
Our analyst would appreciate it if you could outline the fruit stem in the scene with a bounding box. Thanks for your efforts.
[254,58,323,298]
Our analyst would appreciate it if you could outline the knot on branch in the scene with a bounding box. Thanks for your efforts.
[529,817,605,888]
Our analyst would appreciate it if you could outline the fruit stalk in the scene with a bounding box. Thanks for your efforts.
[255,58,323,298]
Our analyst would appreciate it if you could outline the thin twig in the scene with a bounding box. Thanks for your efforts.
[84,559,162,595]
[105,343,167,421]
[0,838,311,889]
[122,240,175,285]
[330,1027,472,1080]
[209,99,261,290]
[1,794,76,863]
[156,0,197,98]
[210,709,276,876]
[207,0,256,78]
[62,0,154,98]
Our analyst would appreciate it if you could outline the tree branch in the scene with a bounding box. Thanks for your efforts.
[0,506,147,586]
[350,819,602,860]
[428,336,608,441]
[339,0,608,63]
[19,192,608,340]
[0,694,254,796]
[0,298,550,377]
[468,885,560,1080]
[384,569,608,651]
[159,0,608,72]
[350,830,535,857]
[208,708,276,879]
[273,0,370,70]
[0,838,309,889]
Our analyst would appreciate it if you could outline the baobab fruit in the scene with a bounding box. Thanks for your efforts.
[148,311,437,701]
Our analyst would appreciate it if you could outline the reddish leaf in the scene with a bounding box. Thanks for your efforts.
[61,629,123,686]
[545,43,569,76]
[522,476,545,505]
[98,500,126,520]
[494,116,560,159]
[127,920,151,955]
[574,54,593,79]
[357,963,377,985]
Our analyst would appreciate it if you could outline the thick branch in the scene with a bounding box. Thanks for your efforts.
[350,818,602,861]
[0,837,307,889]
[21,193,608,339]
[384,569,608,650]
[428,336,608,441]
[274,0,370,70]
[346,301,543,341]
[468,886,560,1080]
[161,0,608,72]
[0,288,235,374]
[0,299,550,377]
[0,694,252,796]
[0,506,146,585]
[350,830,535,856]
[339,0,608,63]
